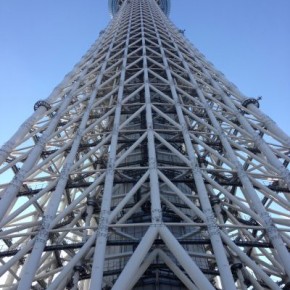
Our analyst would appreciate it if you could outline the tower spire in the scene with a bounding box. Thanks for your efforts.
[0,0,289,289]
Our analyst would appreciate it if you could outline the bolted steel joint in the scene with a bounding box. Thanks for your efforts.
[73,264,86,273]
[34,100,51,111]
[242,98,260,110]
[87,197,98,208]
[231,262,243,272]
[198,156,208,166]
[210,196,221,206]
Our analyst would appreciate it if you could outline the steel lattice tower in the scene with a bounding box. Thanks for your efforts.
[1,0,290,289]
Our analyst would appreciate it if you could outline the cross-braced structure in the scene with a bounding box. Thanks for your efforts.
[1,0,290,289]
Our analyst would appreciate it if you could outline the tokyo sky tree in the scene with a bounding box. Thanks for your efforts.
[1,0,290,289]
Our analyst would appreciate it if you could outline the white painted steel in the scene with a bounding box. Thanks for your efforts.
[148,4,236,287]
[159,226,215,290]
[0,0,289,289]
[89,4,133,289]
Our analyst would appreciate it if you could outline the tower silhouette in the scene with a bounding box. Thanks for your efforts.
[0,0,290,289]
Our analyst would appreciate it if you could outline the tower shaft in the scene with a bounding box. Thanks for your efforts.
[0,0,290,289]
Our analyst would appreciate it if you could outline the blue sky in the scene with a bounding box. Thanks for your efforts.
[0,0,289,146]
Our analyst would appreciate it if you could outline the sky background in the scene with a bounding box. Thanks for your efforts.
[0,0,289,147]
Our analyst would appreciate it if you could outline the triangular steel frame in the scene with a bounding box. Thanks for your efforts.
[0,0,289,289]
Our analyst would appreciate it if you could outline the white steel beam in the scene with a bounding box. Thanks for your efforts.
[89,4,133,289]
[0,0,289,289]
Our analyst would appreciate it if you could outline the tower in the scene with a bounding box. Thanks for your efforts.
[0,0,290,289]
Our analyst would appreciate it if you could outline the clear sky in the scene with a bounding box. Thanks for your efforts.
[0,0,289,146]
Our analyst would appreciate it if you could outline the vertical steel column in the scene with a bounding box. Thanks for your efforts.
[140,0,163,226]
[105,3,164,287]
[17,47,118,290]
[0,51,105,222]
[89,3,133,289]
[16,7,127,289]
[191,57,290,276]
[195,55,290,147]
[148,1,236,288]
[0,0,289,288]
[205,66,290,189]
[0,30,110,166]
[158,6,290,279]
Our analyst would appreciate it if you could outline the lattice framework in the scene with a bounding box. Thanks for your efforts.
[0,0,290,289]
